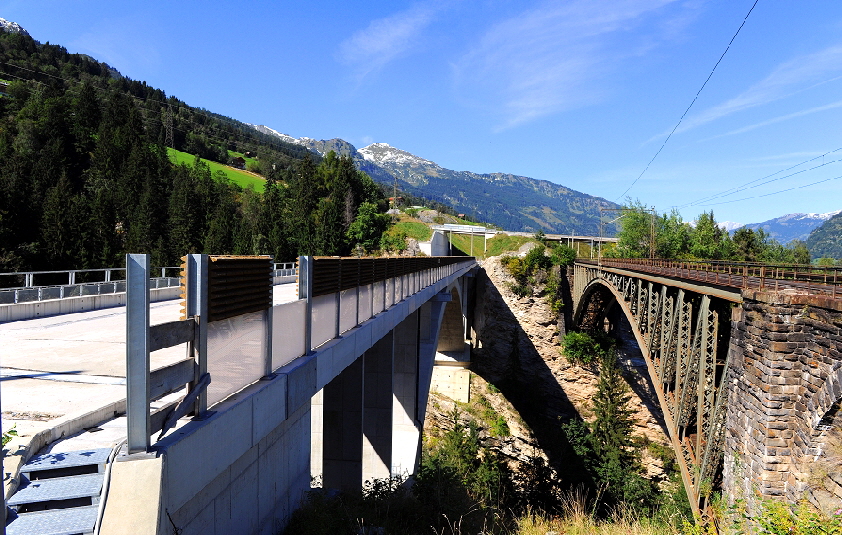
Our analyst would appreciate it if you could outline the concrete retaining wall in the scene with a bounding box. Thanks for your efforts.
[419,231,449,257]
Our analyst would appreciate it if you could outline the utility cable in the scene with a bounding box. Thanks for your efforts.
[702,172,842,206]
[615,0,760,201]
[677,146,842,208]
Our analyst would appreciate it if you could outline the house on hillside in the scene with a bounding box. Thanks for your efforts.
[231,156,246,169]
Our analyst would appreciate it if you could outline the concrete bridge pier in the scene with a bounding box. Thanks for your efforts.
[321,358,364,491]
[313,287,461,491]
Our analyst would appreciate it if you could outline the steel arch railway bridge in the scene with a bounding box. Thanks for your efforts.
[572,258,842,519]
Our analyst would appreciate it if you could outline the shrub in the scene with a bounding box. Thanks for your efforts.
[551,244,576,266]
[524,245,552,272]
[380,230,407,252]
[561,331,613,365]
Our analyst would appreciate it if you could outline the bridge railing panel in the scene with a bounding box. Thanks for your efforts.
[339,288,358,334]
[205,310,269,408]
[358,284,373,321]
[272,299,307,369]
[372,281,384,315]
[311,293,338,348]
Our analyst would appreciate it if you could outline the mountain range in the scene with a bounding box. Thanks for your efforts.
[806,212,842,259]
[251,126,620,236]
[724,211,842,245]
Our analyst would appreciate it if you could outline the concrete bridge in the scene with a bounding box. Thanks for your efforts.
[2,254,478,534]
[572,258,842,518]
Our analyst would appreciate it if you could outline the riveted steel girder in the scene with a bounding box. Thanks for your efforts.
[571,264,731,521]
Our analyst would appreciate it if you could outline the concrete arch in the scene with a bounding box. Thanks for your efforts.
[437,283,468,360]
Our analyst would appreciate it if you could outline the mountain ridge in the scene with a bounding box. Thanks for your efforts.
[729,210,841,244]
[252,126,620,235]
[806,212,842,259]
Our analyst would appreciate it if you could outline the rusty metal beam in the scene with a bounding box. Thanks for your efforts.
[571,267,733,523]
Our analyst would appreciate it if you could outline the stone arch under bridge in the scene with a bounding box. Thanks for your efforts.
[571,263,736,518]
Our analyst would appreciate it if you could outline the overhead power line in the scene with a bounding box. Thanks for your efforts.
[615,0,760,202]
[701,171,842,207]
[676,147,842,208]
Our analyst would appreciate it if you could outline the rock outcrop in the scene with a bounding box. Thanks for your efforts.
[424,255,672,487]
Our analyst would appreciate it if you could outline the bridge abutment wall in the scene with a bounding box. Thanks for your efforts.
[724,290,842,508]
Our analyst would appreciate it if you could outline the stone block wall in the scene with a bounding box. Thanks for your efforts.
[724,290,842,507]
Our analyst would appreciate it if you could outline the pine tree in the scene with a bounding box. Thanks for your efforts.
[590,353,636,460]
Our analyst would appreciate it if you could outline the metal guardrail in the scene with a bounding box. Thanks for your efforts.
[126,254,475,453]
[0,277,181,305]
[583,258,842,299]
[0,262,298,306]
[309,256,469,297]
[0,267,180,289]
[273,262,296,277]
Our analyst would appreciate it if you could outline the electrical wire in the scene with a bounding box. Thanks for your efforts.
[676,146,842,208]
[701,172,842,207]
[615,0,760,201]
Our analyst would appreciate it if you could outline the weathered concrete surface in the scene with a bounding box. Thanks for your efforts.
[724,290,842,509]
[100,455,164,535]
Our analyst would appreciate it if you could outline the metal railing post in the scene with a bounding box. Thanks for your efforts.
[264,256,274,378]
[126,254,151,453]
[186,254,209,416]
[300,256,314,355]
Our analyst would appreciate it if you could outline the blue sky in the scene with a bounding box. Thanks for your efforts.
[4,1,842,226]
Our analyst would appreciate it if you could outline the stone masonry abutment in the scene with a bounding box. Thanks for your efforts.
[724,290,842,510]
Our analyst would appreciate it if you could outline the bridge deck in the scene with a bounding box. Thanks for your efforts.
[0,283,298,441]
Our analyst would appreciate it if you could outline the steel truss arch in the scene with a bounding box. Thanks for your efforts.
[572,263,731,520]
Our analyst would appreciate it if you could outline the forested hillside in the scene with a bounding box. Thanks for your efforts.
[807,211,842,260]
[0,28,390,273]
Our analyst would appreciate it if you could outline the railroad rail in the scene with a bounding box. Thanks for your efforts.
[583,258,842,299]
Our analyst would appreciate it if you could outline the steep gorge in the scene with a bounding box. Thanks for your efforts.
[424,255,673,489]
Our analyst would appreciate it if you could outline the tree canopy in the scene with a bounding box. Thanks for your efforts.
[609,199,812,265]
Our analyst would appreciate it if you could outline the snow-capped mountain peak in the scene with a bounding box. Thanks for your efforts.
[718,221,744,232]
[248,124,303,146]
[0,18,28,36]
[776,210,842,223]
[358,143,437,168]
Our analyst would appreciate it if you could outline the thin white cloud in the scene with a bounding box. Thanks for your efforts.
[703,100,842,140]
[338,3,442,80]
[453,0,682,129]
[677,46,842,133]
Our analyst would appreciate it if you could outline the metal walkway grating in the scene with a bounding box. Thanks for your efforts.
[6,447,112,535]
[8,473,104,506]
[6,505,99,535]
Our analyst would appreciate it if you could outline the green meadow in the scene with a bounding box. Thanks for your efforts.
[167,147,266,192]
